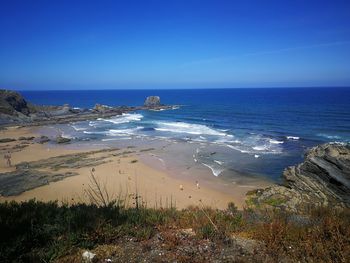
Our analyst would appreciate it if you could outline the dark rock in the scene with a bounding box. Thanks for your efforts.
[93,103,112,112]
[18,136,35,141]
[38,135,50,144]
[56,136,71,144]
[0,148,116,196]
[247,143,350,212]
[0,138,16,143]
[144,96,161,107]
[0,89,175,127]
[47,104,72,116]
[0,89,30,116]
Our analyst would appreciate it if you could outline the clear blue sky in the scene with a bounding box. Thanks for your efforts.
[1,0,350,90]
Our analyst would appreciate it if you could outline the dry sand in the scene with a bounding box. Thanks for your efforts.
[0,126,265,209]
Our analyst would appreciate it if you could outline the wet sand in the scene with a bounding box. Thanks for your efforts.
[0,126,272,209]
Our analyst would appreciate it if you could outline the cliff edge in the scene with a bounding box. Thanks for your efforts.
[247,143,350,212]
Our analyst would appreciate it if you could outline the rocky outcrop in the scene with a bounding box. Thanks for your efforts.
[93,103,112,113]
[56,136,71,144]
[0,90,177,127]
[247,143,350,212]
[0,148,117,196]
[38,135,50,144]
[144,96,161,107]
[0,89,30,116]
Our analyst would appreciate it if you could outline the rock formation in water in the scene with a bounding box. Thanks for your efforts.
[0,89,175,127]
[93,103,112,113]
[247,143,350,212]
[144,96,161,107]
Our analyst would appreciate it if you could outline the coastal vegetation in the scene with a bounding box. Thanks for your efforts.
[0,199,349,262]
[1,170,349,262]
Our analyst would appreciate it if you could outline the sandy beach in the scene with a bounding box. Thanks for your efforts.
[0,126,270,209]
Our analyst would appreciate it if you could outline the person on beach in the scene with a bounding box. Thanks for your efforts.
[196,181,200,189]
[4,151,12,167]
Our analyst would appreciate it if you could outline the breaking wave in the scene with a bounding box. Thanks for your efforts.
[202,163,224,177]
[99,113,143,124]
[154,121,230,136]
[107,127,143,136]
[286,136,300,140]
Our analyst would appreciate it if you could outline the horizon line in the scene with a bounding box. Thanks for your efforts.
[8,86,350,92]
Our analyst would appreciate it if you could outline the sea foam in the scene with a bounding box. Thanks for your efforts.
[101,113,143,124]
[154,121,228,136]
[202,163,224,177]
[286,136,300,140]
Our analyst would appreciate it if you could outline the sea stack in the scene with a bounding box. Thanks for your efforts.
[144,96,161,107]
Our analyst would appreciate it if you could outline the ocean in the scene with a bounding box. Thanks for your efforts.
[21,88,350,181]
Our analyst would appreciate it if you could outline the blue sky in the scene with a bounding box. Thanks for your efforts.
[1,0,350,90]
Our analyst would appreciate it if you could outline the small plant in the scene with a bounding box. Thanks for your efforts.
[84,170,113,207]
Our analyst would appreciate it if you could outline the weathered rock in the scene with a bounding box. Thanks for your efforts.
[144,96,161,107]
[247,143,350,212]
[0,169,78,196]
[56,136,71,144]
[0,138,16,143]
[18,136,35,141]
[0,89,176,127]
[0,89,30,116]
[47,104,72,116]
[93,103,112,112]
[38,135,50,144]
[0,149,116,196]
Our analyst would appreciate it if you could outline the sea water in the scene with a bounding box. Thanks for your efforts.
[22,88,350,181]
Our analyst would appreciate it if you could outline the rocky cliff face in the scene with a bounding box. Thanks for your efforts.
[0,89,30,116]
[247,143,350,212]
[144,96,161,107]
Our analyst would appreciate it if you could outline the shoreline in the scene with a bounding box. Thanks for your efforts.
[0,126,272,209]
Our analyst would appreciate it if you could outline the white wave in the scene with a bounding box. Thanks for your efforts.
[157,157,165,165]
[71,125,87,131]
[202,163,224,177]
[286,136,300,140]
[89,121,98,127]
[269,139,284,144]
[61,133,75,139]
[83,130,108,135]
[214,160,223,165]
[253,145,271,151]
[254,154,260,158]
[101,137,131,141]
[154,121,229,136]
[318,134,341,139]
[215,138,240,145]
[102,113,143,124]
[199,136,206,140]
[149,108,166,111]
[108,126,143,136]
[226,144,250,153]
